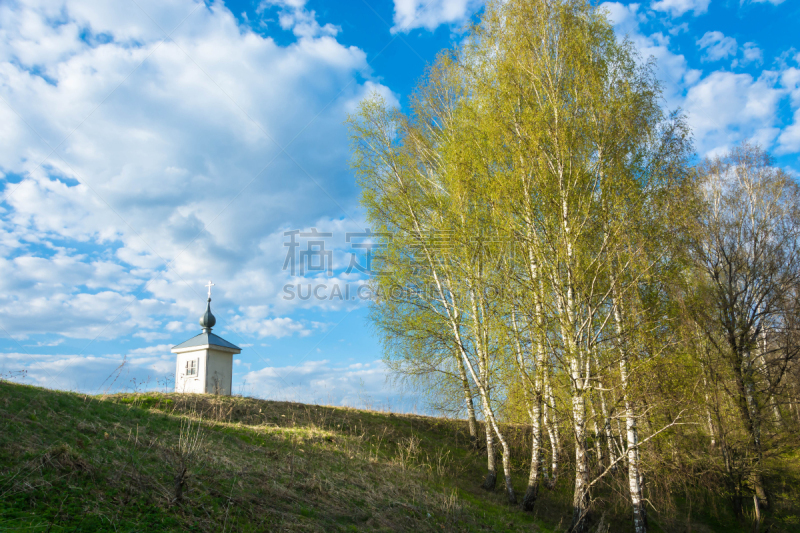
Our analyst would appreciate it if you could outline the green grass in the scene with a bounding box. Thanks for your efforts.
[0,382,549,532]
[1,381,798,532]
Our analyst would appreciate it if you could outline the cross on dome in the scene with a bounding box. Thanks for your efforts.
[205,280,214,299]
[199,280,216,332]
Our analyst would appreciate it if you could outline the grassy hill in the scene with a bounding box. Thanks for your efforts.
[1,380,798,532]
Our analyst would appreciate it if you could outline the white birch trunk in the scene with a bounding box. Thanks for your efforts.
[590,399,603,471]
[570,382,590,533]
[456,353,479,446]
[613,292,647,533]
[468,287,517,503]
[523,399,543,511]
[544,377,560,488]
[555,170,590,533]
[514,258,547,511]
[598,388,617,470]
[700,364,716,447]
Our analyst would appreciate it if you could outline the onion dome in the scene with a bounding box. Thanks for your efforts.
[199,298,216,332]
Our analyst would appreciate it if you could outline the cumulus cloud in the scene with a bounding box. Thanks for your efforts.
[776,67,800,154]
[651,0,710,17]
[129,344,173,355]
[668,22,689,36]
[258,0,340,39]
[0,350,174,393]
[24,340,64,347]
[391,0,484,33]
[734,42,764,68]
[0,0,392,346]
[229,310,313,338]
[684,72,783,156]
[697,31,738,62]
[601,2,647,35]
[243,359,410,410]
[602,2,799,157]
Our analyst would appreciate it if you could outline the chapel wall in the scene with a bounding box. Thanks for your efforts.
[205,349,233,395]
[175,350,207,394]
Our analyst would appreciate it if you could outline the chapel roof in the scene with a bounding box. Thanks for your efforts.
[172,331,240,351]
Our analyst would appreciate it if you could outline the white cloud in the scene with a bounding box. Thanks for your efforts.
[684,70,784,155]
[129,344,173,355]
[165,321,191,332]
[651,0,710,17]
[259,0,307,9]
[229,312,312,338]
[133,331,171,342]
[697,31,737,62]
[24,340,64,347]
[602,3,799,157]
[0,350,174,392]
[243,359,408,410]
[668,22,689,35]
[391,0,484,33]
[233,358,251,370]
[0,0,393,344]
[776,67,800,154]
[734,42,764,67]
[602,2,647,35]
[258,0,340,39]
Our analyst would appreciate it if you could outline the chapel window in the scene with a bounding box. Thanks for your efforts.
[186,358,198,377]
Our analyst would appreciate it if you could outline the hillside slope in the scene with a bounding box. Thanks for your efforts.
[1,381,798,532]
[0,381,551,532]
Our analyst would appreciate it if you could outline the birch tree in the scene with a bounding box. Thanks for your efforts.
[348,79,519,502]
[465,1,691,529]
[350,1,696,530]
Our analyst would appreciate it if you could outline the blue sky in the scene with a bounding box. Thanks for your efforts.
[0,0,798,409]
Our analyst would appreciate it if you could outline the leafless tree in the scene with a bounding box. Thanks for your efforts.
[689,141,800,513]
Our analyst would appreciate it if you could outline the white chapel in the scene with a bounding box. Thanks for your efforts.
[172,281,241,395]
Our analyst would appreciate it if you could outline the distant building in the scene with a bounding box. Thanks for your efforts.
[171,281,240,395]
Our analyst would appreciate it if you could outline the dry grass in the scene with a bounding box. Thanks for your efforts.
[5,383,793,532]
[0,383,546,532]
